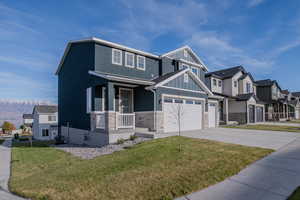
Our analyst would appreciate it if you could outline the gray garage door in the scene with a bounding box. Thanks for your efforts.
[249,105,255,123]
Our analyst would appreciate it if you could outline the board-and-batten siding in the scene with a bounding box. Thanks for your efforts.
[164,73,203,92]
[167,49,200,65]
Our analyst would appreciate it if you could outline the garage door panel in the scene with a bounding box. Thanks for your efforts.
[163,98,202,133]
[208,104,216,128]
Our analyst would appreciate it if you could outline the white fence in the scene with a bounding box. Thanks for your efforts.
[117,113,135,129]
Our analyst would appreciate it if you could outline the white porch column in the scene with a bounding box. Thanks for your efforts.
[224,98,229,124]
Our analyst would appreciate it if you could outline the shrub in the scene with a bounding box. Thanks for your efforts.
[19,137,29,142]
[14,134,19,140]
[116,138,125,144]
[129,135,137,141]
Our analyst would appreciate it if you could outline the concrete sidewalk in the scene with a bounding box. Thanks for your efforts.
[0,139,26,200]
[256,122,300,127]
[176,136,300,200]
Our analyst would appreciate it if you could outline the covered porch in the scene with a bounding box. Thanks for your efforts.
[88,74,156,133]
[265,101,290,121]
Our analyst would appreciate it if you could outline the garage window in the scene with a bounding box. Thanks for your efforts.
[174,99,183,103]
[195,101,202,105]
[164,98,173,103]
[186,100,194,104]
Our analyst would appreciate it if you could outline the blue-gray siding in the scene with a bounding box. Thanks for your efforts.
[164,73,203,92]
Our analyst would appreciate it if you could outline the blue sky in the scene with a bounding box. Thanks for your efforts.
[0,0,299,103]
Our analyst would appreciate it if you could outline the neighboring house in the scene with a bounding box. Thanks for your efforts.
[255,79,290,121]
[205,66,265,124]
[22,114,33,133]
[56,37,221,146]
[291,92,300,119]
[32,105,58,140]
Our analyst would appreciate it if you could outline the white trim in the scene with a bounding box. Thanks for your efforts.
[113,83,138,88]
[125,52,135,68]
[184,74,189,83]
[160,86,206,94]
[112,48,122,66]
[147,69,214,96]
[102,87,106,112]
[86,87,92,113]
[161,45,209,71]
[55,37,159,75]
[88,71,154,85]
[118,88,134,113]
[136,55,146,71]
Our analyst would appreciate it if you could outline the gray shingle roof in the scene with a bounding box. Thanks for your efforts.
[23,114,33,119]
[255,79,282,90]
[236,93,257,101]
[151,69,184,84]
[292,92,300,97]
[34,105,58,114]
[205,66,245,79]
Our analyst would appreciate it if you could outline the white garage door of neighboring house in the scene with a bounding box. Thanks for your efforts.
[163,97,203,133]
[296,110,300,119]
[208,103,216,128]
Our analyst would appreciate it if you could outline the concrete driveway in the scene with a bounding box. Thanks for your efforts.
[176,128,300,200]
[182,128,300,150]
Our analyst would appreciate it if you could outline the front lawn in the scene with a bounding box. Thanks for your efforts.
[287,120,300,124]
[288,187,300,200]
[225,124,300,133]
[10,137,272,200]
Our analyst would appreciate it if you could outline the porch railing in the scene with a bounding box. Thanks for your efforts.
[117,113,135,129]
[95,113,105,129]
[265,112,292,121]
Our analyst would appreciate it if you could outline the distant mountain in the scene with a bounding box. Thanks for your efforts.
[0,99,53,128]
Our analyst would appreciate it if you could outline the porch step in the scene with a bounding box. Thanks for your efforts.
[135,132,154,139]
[135,127,150,132]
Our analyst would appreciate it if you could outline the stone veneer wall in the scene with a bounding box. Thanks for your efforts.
[135,111,164,132]
[229,113,247,124]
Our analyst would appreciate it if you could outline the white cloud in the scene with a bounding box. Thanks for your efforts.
[248,0,265,7]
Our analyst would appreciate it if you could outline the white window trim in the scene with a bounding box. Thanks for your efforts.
[125,52,135,68]
[183,74,189,83]
[136,55,146,71]
[191,66,199,76]
[87,87,92,113]
[112,48,122,65]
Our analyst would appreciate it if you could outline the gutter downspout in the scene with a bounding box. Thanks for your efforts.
[149,89,157,133]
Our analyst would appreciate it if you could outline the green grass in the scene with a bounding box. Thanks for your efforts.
[0,139,4,145]
[286,120,300,124]
[288,187,300,200]
[10,137,273,200]
[225,124,300,133]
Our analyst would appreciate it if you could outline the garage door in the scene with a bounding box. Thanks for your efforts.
[163,97,202,133]
[208,103,216,128]
[256,107,263,122]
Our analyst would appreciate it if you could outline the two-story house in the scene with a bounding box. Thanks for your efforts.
[205,66,265,124]
[291,92,300,119]
[255,79,289,121]
[32,105,58,140]
[56,37,221,146]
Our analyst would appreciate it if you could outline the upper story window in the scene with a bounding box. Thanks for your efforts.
[213,79,217,86]
[125,52,135,68]
[180,64,189,70]
[184,74,189,83]
[112,49,122,65]
[137,55,146,70]
[48,115,56,121]
[218,80,222,87]
[191,67,198,76]
[234,81,237,88]
[246,82,251,93]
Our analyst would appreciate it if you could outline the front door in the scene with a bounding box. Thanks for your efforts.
[119,89,133,113]
[249,105,255,123]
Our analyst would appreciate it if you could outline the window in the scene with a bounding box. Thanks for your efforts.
[191,67,198,76]
[137,55,146,70]
[186,100,194,104]
[174,99,183,103]
[180,64,189,70]
[112,49,122,65]
[218,80,222,87]
[86,87,92,113]
[213,79,217,86]
[234,81,237,87]
[195,101,202,105]
[125,52,135,68]
[246,82,251,93]
[48,115,56,121]
[184,74,189,83]
[42,129,49,137]
[183,49,188,57]
[164,98,173,103]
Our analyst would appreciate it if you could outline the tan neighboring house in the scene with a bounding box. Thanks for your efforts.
[205,66,265,124]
